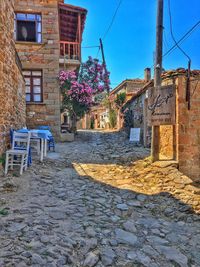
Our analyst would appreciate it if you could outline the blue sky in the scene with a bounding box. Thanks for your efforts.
[65,0,200,88]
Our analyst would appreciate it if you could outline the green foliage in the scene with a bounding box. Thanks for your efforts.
[101,94,110,108]
[109,109,117,128]
[90,118,95,129]
[123,108,133,128]
[0,155,5,166]
[61,86,90,119]
[94,92,107,104]
[115,92,126,108]
[0,208,9,216]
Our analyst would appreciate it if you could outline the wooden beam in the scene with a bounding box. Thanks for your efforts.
[78,13,81,60]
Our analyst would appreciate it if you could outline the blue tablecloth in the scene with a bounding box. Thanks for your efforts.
[18,129,52,140]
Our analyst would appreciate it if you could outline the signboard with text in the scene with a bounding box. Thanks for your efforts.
[130,128,140,142]
[147,85,176,126]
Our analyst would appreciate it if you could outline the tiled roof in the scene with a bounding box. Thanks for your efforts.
[59,2,87,13]
[123,68,200,107]
[123,79,154,106]
[162,68,200,78]
[110,79,145,95]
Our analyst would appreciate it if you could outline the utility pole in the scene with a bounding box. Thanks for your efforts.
[151,0,164,161]
[99,38,110,95]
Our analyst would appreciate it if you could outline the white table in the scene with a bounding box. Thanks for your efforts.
[18,129,52,161]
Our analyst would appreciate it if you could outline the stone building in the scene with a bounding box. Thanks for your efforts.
[110,78,146,101]
[125,68,200,181]
[159,69,200,181]
[14,0,87,140]
[111,68,151,130]
[123,79,153,146]
[0,0,26,156]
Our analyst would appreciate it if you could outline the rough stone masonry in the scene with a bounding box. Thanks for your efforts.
[0,131,199,266]
[0,0,26,156]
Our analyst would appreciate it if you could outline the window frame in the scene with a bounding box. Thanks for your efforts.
[14,12,42,43]
[23,70,43,103]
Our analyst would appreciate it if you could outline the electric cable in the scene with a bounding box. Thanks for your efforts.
[163,20,200,58]
[168,0,191,62]
[136,20,200,79]
[163,28,169,52]
[82,45,100,49]
[102,0,123,40]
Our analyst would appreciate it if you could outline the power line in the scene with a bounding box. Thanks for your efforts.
[168,0,191,62]
[103,0,123,40]
[163,19,200,58]
[96,46,101,59]
[136,20,200,79]
[82,45,100,49]
[163,28,169,52]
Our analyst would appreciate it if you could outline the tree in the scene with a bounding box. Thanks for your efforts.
[79,56,110,96]
[107,92,126,129]
[59,57,111,132]
[59,70,93,132]
[114,92,126,109]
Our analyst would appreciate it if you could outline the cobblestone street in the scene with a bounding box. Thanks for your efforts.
[0,130,200,267]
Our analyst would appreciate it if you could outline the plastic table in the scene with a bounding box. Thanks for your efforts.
[18,129,52,161]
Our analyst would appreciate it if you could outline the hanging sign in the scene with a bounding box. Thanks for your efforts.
[148,85,176,126]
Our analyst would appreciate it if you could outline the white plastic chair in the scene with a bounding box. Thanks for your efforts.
[5,131,31,175]
[30,138,40,155]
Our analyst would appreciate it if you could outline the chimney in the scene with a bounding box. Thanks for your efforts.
[144,68,151,82]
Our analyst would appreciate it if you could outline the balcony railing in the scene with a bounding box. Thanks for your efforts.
[60,41,80,61]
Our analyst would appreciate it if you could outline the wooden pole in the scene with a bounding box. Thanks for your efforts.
[100,38,106,66]
[151,0,164,161]
[99,38,110,94]
[99,38,111,116]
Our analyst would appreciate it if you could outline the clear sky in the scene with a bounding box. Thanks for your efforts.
[65,0,200,89]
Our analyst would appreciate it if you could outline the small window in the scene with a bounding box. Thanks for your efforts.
[23,70,43,103]
[14,13,42,43]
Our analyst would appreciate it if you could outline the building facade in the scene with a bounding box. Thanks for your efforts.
[0,0,26,156]
[125,68,200,181]
[14,0,87,140]
[159,69,200,181]
[122,80,153,146]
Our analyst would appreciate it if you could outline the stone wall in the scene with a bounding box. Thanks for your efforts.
[0,0,26,156]
[159,78,175,159]
[15,0,61,140]
[158,71,200,181]
[159,125,174,159]
[129,94,145,143]
[126,80,145,94]
[177,74,200,181]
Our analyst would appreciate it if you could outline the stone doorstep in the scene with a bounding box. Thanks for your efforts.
[60,133,74,142]
[152,160,179,169]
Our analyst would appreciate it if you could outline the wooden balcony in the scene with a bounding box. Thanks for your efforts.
[58,3,87,66]
[59,41,81,65]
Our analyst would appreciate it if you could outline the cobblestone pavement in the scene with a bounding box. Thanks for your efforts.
[0,130,200,267]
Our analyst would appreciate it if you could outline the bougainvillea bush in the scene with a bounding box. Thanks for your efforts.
[59,70,93,131]
[79,56,110,95]
[59,57,111,132]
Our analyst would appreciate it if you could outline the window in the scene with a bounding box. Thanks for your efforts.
[14,13,42,43]
[23,70,43,103]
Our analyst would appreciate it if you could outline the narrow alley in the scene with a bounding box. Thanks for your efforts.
[0,131,200,267]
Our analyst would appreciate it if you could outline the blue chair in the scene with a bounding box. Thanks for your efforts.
[9,129,32,166]
[37,126,55,152]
